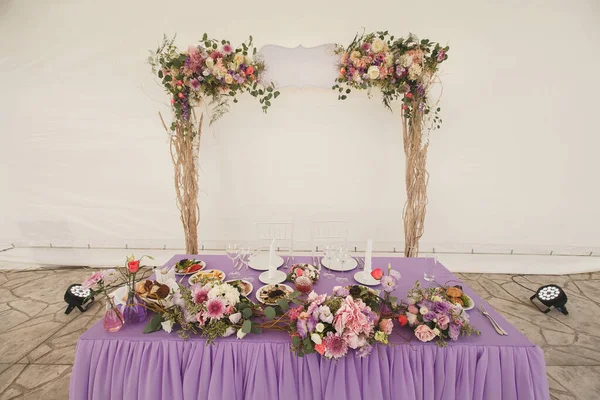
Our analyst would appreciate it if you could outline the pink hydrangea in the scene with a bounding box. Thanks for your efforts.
[333,296,374,336]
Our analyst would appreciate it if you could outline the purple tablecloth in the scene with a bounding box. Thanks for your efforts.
[70,255,550,400]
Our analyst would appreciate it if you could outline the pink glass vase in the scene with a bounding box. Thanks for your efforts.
[103,301,124,333]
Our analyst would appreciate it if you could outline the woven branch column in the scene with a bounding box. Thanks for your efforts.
[162,111,203,254]
[402,100,429,257]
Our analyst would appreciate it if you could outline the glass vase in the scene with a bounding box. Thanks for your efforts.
[103,301,124,333]
[122,290,147,324]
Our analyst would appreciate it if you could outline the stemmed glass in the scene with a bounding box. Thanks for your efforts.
[424,257,437,283]
[335,247,349,284]
[321,244,336,280]
[226,243,241,279]
[240,246,256,282]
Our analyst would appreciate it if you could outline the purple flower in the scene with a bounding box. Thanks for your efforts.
[416,84,425,96]
[423,311,437,322]
[396,66,406,77]
[449,323,461,341]
[333,286,349,297]
[307,314,318,332]
[381,276,397,293]
[420,300,434,310]
[363,307,378,323]
[437,50,446,62]
[297,319,308,339]
[361,42,371,52]
[433,301,451,314]
[357,344,373,358]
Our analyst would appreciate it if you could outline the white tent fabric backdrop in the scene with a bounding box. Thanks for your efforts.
[1,0,599,271]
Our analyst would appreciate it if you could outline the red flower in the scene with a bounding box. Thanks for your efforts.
[296,268,303,277]
[339,67,346,76]
[246,66,255,75]
[170,98,176,104]
[178,93,184,99]
[397,315,408,327]
[314,342,325,355]
[402,104,408,110]
[177,80,183,85]
[127,260,140,273]
[406,92,413,99]
[370,268,383,280]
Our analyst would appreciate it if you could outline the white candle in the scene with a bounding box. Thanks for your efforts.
[268,239,276,279]
[364,239,373,273]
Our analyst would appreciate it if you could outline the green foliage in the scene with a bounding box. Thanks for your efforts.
[143,313,163,334]
[241,319,252,334]
[264,306,276,320]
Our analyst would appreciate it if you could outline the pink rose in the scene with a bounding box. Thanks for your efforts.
[296,268,303,277]
[82,271,103,289]
[414,324,436,342]
[437,314,450,330]
[224,305,234,315]
[408,304,419,314]
[345,333,368,349]
[379,319,393,335]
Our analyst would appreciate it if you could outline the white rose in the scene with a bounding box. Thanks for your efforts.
[229,312,242,324]
[350,50,361,60]
[419,307,429,315]
[408,63,423,80]
[311,333,322,345]
[161,320,173,333]
[385,54,394,67]
[223,326,236,337]
[315,323,325,333]
[400,54,413,67]
[202,69,210,77]
[372,38,385,53]
[432,328,441,336]
[224,75,233,84]
[237,329,247,339]
[205,58,214,68]
[367,66,380,80]
[234,53,245,65]
[407,313,418,326]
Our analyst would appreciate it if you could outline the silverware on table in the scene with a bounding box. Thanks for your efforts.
[478,305,508,335]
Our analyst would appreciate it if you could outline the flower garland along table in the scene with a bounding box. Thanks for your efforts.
[70,255,549,400]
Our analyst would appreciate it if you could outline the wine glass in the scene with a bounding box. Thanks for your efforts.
[321,244,336,279]
[424,257,437,283]
[335,246,349,284]
[226,243,241,279]
[241,245,256,282]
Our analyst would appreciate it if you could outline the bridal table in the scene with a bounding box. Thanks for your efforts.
[70,255,550,400]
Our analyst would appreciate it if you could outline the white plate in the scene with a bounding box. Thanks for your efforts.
[225,279,254,296]
[173,260,207,275]
[258,270,287,284]
[461,295,475,311]
[189,269,226,284]
[255,283,294,305]
[322,257,358,272]
[247,252,285,271]
[353,270,380,286]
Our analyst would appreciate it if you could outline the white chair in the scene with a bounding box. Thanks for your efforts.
[255,222,295,264]
[310,221,348,253]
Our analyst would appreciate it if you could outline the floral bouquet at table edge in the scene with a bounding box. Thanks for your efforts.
[286,285,401,359]
[81,255,155,322]
[333,31,448,123]
[144,275,264,342]
[148,34,280,126]
[286,263,320,283]
[402,281,479,347]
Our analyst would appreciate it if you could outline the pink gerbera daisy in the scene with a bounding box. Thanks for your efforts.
[205,297,226,319]
[323,332,348,359]
[222,44,233,55]
[192,284,210,304]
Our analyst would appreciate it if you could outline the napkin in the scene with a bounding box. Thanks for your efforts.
[268,239,276,279]
[364,239,373,274]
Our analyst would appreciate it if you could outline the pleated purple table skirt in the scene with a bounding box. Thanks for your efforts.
[70,255,550,400]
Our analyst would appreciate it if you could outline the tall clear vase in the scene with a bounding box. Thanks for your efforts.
[122,290,147,324]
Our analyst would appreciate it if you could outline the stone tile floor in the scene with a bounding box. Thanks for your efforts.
[0,268,599,399]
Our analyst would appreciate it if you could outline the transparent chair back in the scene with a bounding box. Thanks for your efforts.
[310,221,348,254]
[255,222,294,259]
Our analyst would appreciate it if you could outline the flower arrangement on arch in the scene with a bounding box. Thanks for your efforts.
[403,281,479,346]
[333,31,448,126]
[148,34,279,127]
